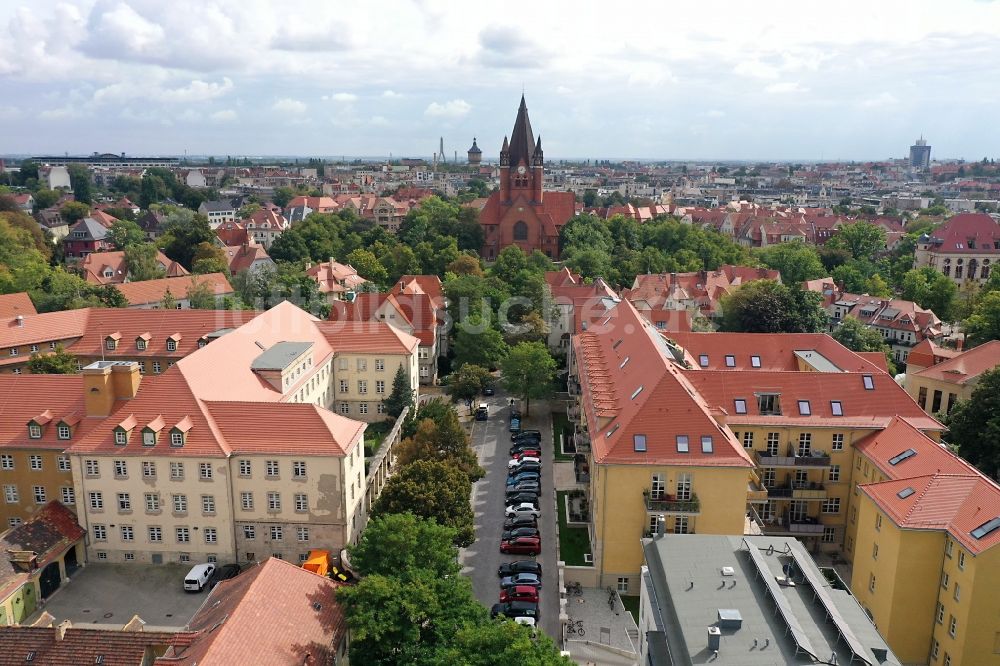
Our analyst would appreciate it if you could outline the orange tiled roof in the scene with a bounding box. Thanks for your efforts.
[855,416,976,479]
[315,320,420,354]
[911,340,1000,386]
[0,375,99,450]
[114,274,233,306]
[0,626,193,666]
[305,260,368,294]
[395,275,445,305]
[78,250,189,285]
[0,293,36,318]
[0,501,85,600]
[205,402,363,456]
[906,339,960,370]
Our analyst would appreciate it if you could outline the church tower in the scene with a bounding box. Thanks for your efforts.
[499,95,543,204]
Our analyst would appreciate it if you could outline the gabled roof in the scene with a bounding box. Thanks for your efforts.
[161,558,346,665]
[315,320,420,354]
[911,340,1000,385]
[0,501,84,600]
[78,249,189,285]
[0,292,36,319]
[223,243,272,274]
[905,338,960,370]
[205,402,364,456]
[305,260,368,294]
[920,212,1000,254]
[68,217,110,241]
[333,291,440,347]
[114,274,233,307]
[855,416,976,480]
[395,275,445,305]
[0,375,98,449]
[0,626,192,666]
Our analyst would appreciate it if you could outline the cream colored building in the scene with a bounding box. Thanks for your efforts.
[904,340,1000,416]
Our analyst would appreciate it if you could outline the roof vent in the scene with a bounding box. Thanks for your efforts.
[254,341,265,350]
[15,315,24,328]
[312,602,322,611]
[720,566,735,577]
[717,609,742,630]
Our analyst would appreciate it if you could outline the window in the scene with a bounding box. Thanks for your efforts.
[358,380,367,394]
[936,602,945,623]
[142,431,156,446]
[117,493,130,511]
[202,495,215,514]
[868,573,876,592]
[268,492,281,510]
[166,339,177,352]
[170,462,184,479]
[958,550,965,570]
[862,375,875,390]
[89,491,103,510]
[832,433,844,451]
[513,220,528,240]
[932,639,940,660]
[33,486,46,504]
[142,461,156,478]
[872,543,879,559]
[828,465,840,482]
[120,525,134,541]
[170,432,184,447]
[114,460,127,478]
[651,473,665,499]
[724,355,736,368]
[377,402,386,414]
[266,460,279,477]
[742,432,754,449]
[734,399,747,414]
[676,435,689,453]
[57,424,71,440]
[757,393,781,415]
[28,424,41,439]
[876,514,882,530]
[176,527,190,543]
[61,487,75,504]
[797,433,812,456]
[0,454,11,470]
[114,430,127,445]
[617,577,629,593]
[674,516,690,534]
[243,525,256,540]
[676,473,692,501]
[766,432,780,456]
[145,493,159,511]
[295,493,308,512]
[153,362,161,373]
[241,492,253,510]
[136,339,147,351]
[8,348,17,357]
[339,403,350,415]
[822,527,836,543]
[633,434,647,452]
[359,402,368,415]
[949,615,957,638]
[798,400,811,416]
[941,572,949,589]
[199,462,213,479]
[954,582,961,602]
[822,498,840,514]
[205,527,217,543]
[698,354,709,367]
[3,485,17,503]
[751,355,761,368]
[831,401,843,416]
[172,494,187,513]
[149,526,162,542]
[376,380,385,394]
[97,551,108,560]
[356,358,367,371]
[239,460,251,477]
[701,436,713,453]
[339,379,348,393]
[105,338,117,351]
[29,455,42,471]
[93,524,107,541]
[297,526,310,542]
[270,525,283,540]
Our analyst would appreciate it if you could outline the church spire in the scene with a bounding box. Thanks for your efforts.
[507,94,535,168]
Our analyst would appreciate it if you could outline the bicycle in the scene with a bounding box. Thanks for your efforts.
[565,619,585,637]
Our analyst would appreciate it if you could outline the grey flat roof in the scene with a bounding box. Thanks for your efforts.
[250,341,312,371]
[793,350,842,373]
[642,535,901,666]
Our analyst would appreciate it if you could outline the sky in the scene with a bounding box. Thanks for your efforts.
[2,0,1000,161]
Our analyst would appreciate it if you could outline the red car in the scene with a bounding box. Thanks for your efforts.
[511,449,540,461]
[500,584,540,603]
[500,536,541,555]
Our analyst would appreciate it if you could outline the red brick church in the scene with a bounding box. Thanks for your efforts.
[479,96,576,260]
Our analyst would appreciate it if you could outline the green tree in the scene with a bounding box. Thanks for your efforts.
[945,367,1000,479]
[864,273,892,298]
[447,363,491,405]
[454,320,508,370]
[385,364,414,417]
[190,242,229,275]
[345,248,389,285]
[186,278,219,309]
[59,201,90,224]
[827,221,886,261]
[347,512,461,580]
[395,416,484,482]
[108,219,146,249]
[443,621,572,665]
[757,241,826,285]
[32,189,60,210]
[66,165,92,204]
[447,254,484,277]
[161,289,178,310]
[720,280,827,333]
[123,243,167,282]
[500,341,556,417]
[271,186,295,208]
[26,344,78,374]
[964,291,1000,347]
[159,210,215,269]
[372,460,476,546]
[831,317,896,374]
[901,267,959,322]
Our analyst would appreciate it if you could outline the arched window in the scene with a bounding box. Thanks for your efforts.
[513,221,528,241]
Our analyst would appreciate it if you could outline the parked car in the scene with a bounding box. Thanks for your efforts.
[510,408,522,422]
[510,442,542,455]
[509,451,540,462]
[499,572,542,589]
[501,527,540,541]
[505,503,540,517]
[500,536,541,556]
[507,461,541,474]
[498,560,543,577]
[183,563,216,592]
[500,584,539,603]
[208,563,241,589]
[509,417,521,434]
[505,491,541,504]
[482,386,495,396]
[490,601,539,620]
[504,514,538,530]
[512,430,542,443]
[475,403,489,421]
[506,482,541,496]
[506,472,540,486]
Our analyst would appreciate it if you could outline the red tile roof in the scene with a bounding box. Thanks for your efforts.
[205,402,364,456]
[395,275,445,306]
[222,243,272,274]
[0,501,85,600]
[305,259,368,294]
[855,416,976,480]
[921,213,1000,254]
[905,339,960,371]
[0,626,192,666]
[160,557,346,665]
[314,320,420,354]
[332,292,440,347]
[0,293,36,319]
[856,352,890,373]
[78,250,188,285]
[114,274,233,307]
[624,266,779,317]
[910,340,1000,386]
[0,375,101,450]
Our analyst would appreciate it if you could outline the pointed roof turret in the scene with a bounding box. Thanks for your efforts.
[533,135,543,164]
[507,95,535,168]
[468,137,482,154]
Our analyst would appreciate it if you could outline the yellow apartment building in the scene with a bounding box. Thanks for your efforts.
[904,340,1000,416]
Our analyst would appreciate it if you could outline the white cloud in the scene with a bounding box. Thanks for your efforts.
[86,2,166,57]
[211,109,238,122]
[424,99,471,118]
[40,106,77,120]
[369,115,389,126]
[555,86,573,95]
[707,109,726,118]
[273,98,307,114]
[734,60,779,79]
[0,105,20,119]
[382,90,402,98]
[161,77,234,102]
[332,92,357,102]
[627,63,675,87]
[764,81,808,94]
[861,92,899,108]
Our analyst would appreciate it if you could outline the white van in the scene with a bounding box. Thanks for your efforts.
[184,563,216,592]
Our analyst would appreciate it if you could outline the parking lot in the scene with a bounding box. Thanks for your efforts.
[460,390,559,640]
[27,563,209,630]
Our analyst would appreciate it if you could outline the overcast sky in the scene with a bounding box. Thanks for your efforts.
[2,0,999,161]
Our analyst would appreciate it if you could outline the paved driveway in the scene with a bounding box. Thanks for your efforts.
[27,563,210,630]
[460,391,559,640]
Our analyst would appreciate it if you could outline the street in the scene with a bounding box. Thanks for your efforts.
[460,389,560,641]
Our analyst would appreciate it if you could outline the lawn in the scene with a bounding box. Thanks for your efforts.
[557,490,592,566]
[552,411,574,462]
[620,595,640,625]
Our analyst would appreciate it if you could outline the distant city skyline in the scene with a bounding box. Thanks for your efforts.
[1,0,999,160]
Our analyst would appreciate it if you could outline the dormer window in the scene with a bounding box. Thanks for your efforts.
[798,400,811,416]
[170,431,184,447]
[750,355,761,368]
[698,354,709,368]
[725,355,736,368]
[136,339,147,351]
[105,339,117,351]
[734,399,747,414]
[863,375,875,390]
[831,401,843,416]
[166,340,177,352]
[28,424,42,439]
[57,424,71,440]
[142,431,156,447]
[757,393,781,416]
[114,430,127,446]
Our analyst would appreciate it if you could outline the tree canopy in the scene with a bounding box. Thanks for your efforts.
[946,367,1000,479]
[756,241,826,285]
[385,364,414,417]
[719,280,827,334]
[501,341,556,416]
[27,345,78,374]
[371,460,476,546]
[901,267,958,322]
[831,317,896,374]
[964,291,1000,348]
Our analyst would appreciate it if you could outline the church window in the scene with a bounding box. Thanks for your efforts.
[513,221,528,241]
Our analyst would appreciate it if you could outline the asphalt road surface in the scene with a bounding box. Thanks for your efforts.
[460,389,559,640]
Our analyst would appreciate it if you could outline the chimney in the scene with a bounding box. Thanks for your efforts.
[82,362,141,417]
[15,315,24,327]
[56,620,72,641]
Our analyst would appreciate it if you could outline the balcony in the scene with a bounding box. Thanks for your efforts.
[761,513,826,536]
[573,427,591,453]
[643,489,700,514]
[766,482,827,500]
[755,448,830,469]
[567,402,581,421]
[567,378,581,396]
[747,475,768,504]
